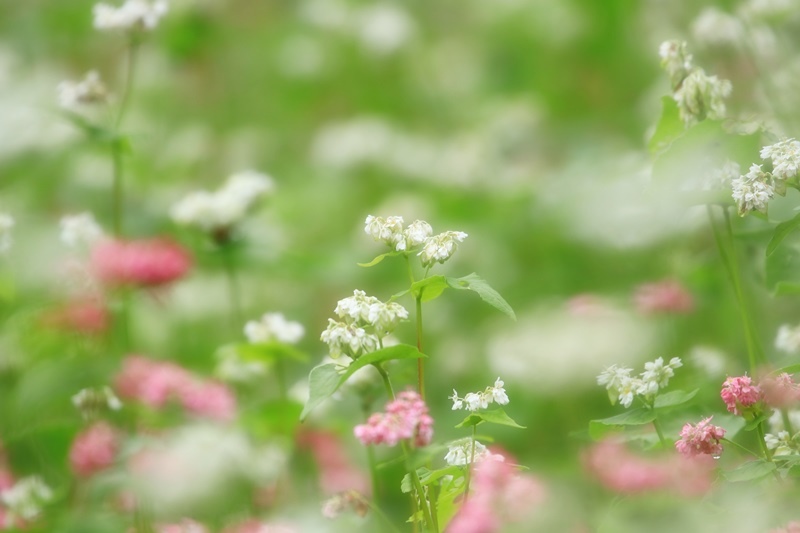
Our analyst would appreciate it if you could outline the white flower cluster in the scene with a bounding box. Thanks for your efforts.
[1,476,53,524]
[244,312,305,345]
[364,215,467,268]
[761,138,800,181]
[320,290,408,359]
[71,386,122,420]
[764,430,794,456]
[444,438,501,466]
[450,377,509,412]
[705,160,740,190]
[731,164,774,216]
[659,40,732,126]
[775,323,800,354]
[93,0,168,32]
[597,357,683,408]
[57,71,109,110]
[60,212,105,248]
[171,170,275,233]
[0,213,14,254]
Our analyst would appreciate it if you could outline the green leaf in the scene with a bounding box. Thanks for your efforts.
[654,389,699,409]
[648,96,684,154]
[743,412,771,431]
[722,459,776,482]
[455,408,525,429]
[446,273,516,320]
[771,363,800,376]
[357,251,402,267]
[767,212,800,257]
[766,233,800,295]
[411,275,449,302]
[232,342,308,363]
[589,408,656,440]
[300,344,427,421]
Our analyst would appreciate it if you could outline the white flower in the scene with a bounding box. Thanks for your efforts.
[706,160,740,190]
[215,347,267,383]
[60,212,104,248]
[244,312,304,344]
[71,386,122,419]
[320,319,378,359]
[764,430,793,456]
[597,364,633,391]
[354,3,415,56]
[335,289,379,323]
[490,377,509,405]
[673,68,732,126]
[364,215,406,250]
[638,356,682,397]
[731,163,774,216]
[0,213,14,254]
[418,230,468,268]
[450,377,510,411]
[93,0,168,32]
[450,389,463,410]
[1,476,53,523]
[367,301,409,334]
[691,8,744,47]
[404,220,433,248]
[57,71,109,109]
[221,170,275,202]
[659,40,693,86]
[464,392,487,411]
[616,376,642,408]
[444,439,492,466]
[775,324,800,354]
[761,138,800,181]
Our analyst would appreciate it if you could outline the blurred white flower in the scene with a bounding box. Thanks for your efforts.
[706,160,740,190]
[1,476,53,523]
[776,324,800,354]
[761,138,800,181]
[244,312,304,344]
[674,68,732,126]
[659,40,693,86]
[60,212,104,248]
[93,0,168,32]
[320,319,378,359]
[56,71,110,109]
[691,8,744,47]
[764,430,793,456]
[689,345,728,377]
[214,346,267,383]
[0,213,14,254]
[72,386,122,419]
[354,3,415,56]
[418,230,468,267]
[731,163,774,216]
[444,439,496,466]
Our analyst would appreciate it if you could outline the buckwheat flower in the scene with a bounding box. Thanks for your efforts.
[93,0,168,32]
[464,391,489,411]
[761,138,800,181]
[403,219,433,248]
[731,164,774,216]
[597,364,638,406]
[444,438,493,466]
[764,430,793,456]
[72,386,122,420]
[320,319,378,359]
[60,212,104,248]
[691,7,744,47]
[450,389,463,410]
[334,290,380,323]
[0,213,14,254]
[244,312,304,344]
[761,373,800,408]
[673,68,732,126]
[220,170,275,203]
[364,215,405,250]
[1,476,53,523]
[418,230,468,268]
[91,238,191,287]
[721,375,763,415]
[659,40,693,87]
[705,160,741,190]
[69,422,119,477]
[638,357,682,397]
[776,324,800,353]
[675,417,726,458]
[179,380,237,422]
[616,376,642,408]
[56,71,109,109]
[354,390,433,447]
[366,300,409,334]
[490,377,509,405]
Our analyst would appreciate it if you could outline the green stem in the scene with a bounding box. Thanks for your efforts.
[116,38,140,130]
[416,295,425,400]
[374,363,395,401]
[706,205,763,373]
[464,425,477,500]
[756,422,774,462]
[781,409,795,436]
[652,416,668,448]
[721,437,759,458]
[404,254,416,285]
[363,495,403,533]
[275,358,287,400]
[222,246,243,328]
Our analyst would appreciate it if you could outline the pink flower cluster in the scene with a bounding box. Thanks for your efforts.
[761,373,800,409]
[296,429,369,496]
[115,355,236,421]
[354,390,433,447]
[583,439,714,496]
[69,422,119,477]
[156,519,209,533]
[447,455,547,533]
[675,417,725,458]
[633,279,694,315]
[721,375,763,415]
[91,238,191,288]
[43,298,109,334]
[772,522,800,533]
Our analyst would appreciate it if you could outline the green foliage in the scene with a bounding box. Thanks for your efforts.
[722,460,777,482]
[653,389,699,409]
[589,409,656,440]
[455,408,525,429]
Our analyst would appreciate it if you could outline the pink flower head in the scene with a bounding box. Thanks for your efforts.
[675,417,725,458]
[761,373,800,409]
[296,429,369,496]
[633,279,694,315]
[222,520,297,533]
[156,519,209,533]
[44,298,109,334]
[179,380,237,422]
[772,522,800,533]
[721,375,763,415]
[354,390,433,447]
[69,422,119,477]
[91,238,191,288]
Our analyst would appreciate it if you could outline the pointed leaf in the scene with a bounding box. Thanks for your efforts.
[589,408,656,440]
[722,459,776,482]
[654,389,699,409]
[768,211,800,257]
[357,251,402,267]
[455,408,525,429]
[411,275,449,302]
[446,273,516,320]
[300,344,427,420]
[648,96,684,154]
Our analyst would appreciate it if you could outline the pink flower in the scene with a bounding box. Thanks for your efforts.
[447,456,547,533]
[69,422,119,477]
[633,280,694,315]
[91,238,191,288]
[156,519,209,533]
[296,429,369,495]
[761,373,800,409]
[354,390,433,447]
[179,380,237,422]
[43,298,109,334]
[772,522,800,533]
[675,417,725,458]
[721,375,763,415]
[221,520,297,533]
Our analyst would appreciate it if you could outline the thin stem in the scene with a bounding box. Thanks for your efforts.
[401,441,436,533]
[404,254,416,285]
[275,358,287,400]
[652,416,668,448]
[116,38,140,130]
[781,409,795,436]
[755,422,774,462]
[416,295,425,400]
[363,495,403,533]
[362,401,380,499]
[222,246,244,328]
[721,437,759,458]
[464,425,477,500]
[374,363,395,401]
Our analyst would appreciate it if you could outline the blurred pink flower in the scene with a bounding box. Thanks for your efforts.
[583,439,715,496]
[91,238,191,288]
[69,422,119,477]
[297,429,369,495]
[354,390,433,447]
[179,380,237,422]
[760,373,800,409]
[633,279,694,315]
[222,520,297,533]
[156,519,209,533]
[447,456,547,533]
[772,522,800,533]
[43,298,109,334]
[721,375,763,415]
[675,417,725,458]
